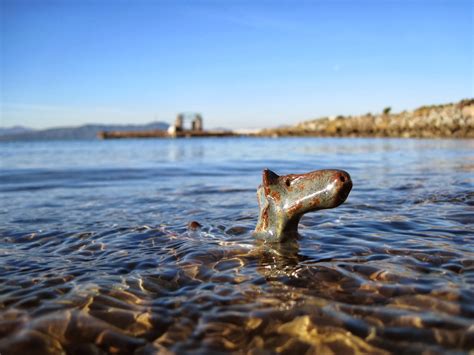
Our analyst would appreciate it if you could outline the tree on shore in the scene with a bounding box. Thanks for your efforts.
[383,107,392,115]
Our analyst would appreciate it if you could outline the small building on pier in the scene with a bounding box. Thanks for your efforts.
[168,113,204,137]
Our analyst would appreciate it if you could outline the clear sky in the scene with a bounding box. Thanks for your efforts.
[1,0,472,129]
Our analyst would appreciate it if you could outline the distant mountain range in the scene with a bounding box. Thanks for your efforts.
[0,126,34,136]
[0,122,169,141]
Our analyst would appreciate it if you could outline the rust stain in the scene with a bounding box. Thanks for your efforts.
[261,206,269,230]
[269,190,281,203]
[309,197,321,209]
[287,201,304,217]
[264,185,271,196]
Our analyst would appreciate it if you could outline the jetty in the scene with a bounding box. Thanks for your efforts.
[98,130,237,139]
[98,113,239,139]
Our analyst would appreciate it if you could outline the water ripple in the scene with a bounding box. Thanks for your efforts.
[1,138,473,353]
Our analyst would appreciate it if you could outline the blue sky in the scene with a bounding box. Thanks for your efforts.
[1,0,472,129]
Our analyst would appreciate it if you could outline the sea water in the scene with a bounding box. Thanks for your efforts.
[0,137,473,353]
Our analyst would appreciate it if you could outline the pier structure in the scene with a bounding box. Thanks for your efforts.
[173,113,203,133]
[98,112,240,139]
[192,115,203,131]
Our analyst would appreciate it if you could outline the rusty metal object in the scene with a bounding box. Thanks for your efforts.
[254,169,352,243]
[187,221,203,231]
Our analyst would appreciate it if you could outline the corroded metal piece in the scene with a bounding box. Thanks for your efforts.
[254,169,352,243]
[187,221,203,231]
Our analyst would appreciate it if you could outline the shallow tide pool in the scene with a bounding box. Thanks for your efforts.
[1,137,473,354]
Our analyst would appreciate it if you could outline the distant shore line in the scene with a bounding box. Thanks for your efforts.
[259,98,473,139]
[99,99,473,139]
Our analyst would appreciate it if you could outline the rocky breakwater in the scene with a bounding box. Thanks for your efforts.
[260,99,474,138]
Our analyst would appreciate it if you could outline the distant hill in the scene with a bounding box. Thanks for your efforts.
[0,121,169,141]
[0,126,34,136]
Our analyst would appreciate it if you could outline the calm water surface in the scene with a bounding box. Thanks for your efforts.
[0,138,473,354]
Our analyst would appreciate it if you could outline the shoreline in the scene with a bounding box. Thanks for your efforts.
[98,98,473,140]
[257,98,474,139]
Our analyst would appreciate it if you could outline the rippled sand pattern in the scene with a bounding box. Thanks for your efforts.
[0,138,473,354]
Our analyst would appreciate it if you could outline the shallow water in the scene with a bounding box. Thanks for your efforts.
[0,137,473,354]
